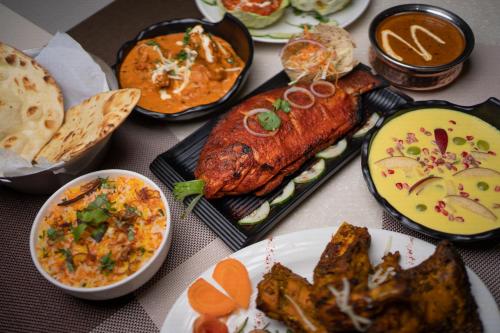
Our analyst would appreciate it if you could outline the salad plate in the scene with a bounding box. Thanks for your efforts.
[161,226,500,332]
[196,0,370,43]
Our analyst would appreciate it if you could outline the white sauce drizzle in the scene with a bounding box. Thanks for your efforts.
[381,25,446,62]
[368,266,396,290]
[284,294,317,332]
[327,278,372,332]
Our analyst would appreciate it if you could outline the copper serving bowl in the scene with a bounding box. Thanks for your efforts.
[368,4,474,91]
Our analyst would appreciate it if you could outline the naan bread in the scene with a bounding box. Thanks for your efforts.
[0,42,64,161]
[35,88,140,162]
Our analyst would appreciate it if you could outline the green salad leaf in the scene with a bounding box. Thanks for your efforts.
[258,111,281,131]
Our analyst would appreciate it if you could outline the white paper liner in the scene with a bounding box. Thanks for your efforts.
[0,32,109,178]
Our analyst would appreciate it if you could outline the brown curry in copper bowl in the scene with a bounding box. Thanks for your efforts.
[369,4,474,90]
[115,14,253,121]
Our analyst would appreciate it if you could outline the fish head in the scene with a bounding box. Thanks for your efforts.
[196,142,254,198]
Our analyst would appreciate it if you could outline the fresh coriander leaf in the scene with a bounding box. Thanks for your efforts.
[183,27,192,45]
[138,247,146,255]
[273,98,291,113]
[293,7,305,16]
[100,252,115,273]
[91,223,108,242]
[57,248,74,272]
[314,13,329,23]
[258,111,281,131]
[176,50,188,61]
[88,194,111,210]
[47,227,63,241]
[128,227,135,241]
[146,40,159,47]
[71,223,87,242]
[77,209,109,226]
[99,177,115,189]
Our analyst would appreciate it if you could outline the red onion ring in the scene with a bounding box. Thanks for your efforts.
[243,108,278,137]
[284,86,315,109]
[310,80,336,98]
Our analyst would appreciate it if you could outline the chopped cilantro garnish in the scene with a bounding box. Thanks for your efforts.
[100,252,115,273]
[314,13,329,23]
[47,227,63,241]
[293,7,305,16]
[146,40,159,47]
[99,177,115,189]
[273,98,291,113]
[77,194,111,226]
[176,50,188,61]
[57,248,74,272]
[258,111,281,131]
[128,227,135,241]
[91,223,108,242]
[138,247,146,255]
[183,27,192,45]
[71,223,87,242]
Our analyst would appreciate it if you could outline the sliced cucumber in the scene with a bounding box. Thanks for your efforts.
[353,112,380,138]
[270,181,295,206]
[294,159,326,184]
[316,139,348,159]
[238,201,270,225]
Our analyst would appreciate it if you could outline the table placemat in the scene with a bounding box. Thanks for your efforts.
[382,211,500,306]
[0,116,221,333]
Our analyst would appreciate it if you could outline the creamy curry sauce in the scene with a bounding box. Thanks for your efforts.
[119,25,244,114]
[369,109,499,235]
[375,13,465,67]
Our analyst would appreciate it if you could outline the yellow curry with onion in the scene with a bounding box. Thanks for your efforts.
[119,25,244,114]
[36,176,167,288]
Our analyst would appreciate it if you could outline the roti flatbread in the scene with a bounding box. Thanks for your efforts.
[35,88,140,162]
[0,42,64,161]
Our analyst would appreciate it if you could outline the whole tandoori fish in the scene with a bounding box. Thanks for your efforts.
[174,69,381,201]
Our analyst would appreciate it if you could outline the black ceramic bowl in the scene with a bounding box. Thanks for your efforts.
[115,14,253,121]
[361,98,500,242]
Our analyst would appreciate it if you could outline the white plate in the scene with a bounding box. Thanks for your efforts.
[196,0,370,43]
[162,226,500,332]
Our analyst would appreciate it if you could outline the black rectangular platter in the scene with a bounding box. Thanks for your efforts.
[150,64,413,250]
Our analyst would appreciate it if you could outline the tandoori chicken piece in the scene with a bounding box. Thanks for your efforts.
[174,69,381,200]
[255,223,483,333]
[311,223,407,332]
[256,263,327,333]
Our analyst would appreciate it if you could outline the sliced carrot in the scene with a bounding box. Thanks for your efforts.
[193,315,228,333]
[212,258,252,309]
[188,278,237,317]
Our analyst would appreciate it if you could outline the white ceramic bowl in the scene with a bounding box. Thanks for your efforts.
[29,169,172,300]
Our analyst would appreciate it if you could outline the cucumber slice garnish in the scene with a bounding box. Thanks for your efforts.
[238,201,270,225]
[353,112,380,138]
[294,159,326,184]
[270,181,295,206]
[316,139,348,159]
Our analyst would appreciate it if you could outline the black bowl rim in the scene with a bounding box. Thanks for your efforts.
[114,13,254,121]
[369,4,475,73]
[361,97,500,243]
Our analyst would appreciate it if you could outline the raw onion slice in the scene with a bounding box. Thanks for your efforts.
[284,86,315,109]
[310,80,336,98]
[243,108,278,137]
